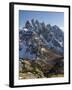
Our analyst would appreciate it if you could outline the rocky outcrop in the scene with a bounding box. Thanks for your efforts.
[19,51,64,79]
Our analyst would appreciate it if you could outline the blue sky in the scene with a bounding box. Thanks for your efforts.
[19,10,64,30]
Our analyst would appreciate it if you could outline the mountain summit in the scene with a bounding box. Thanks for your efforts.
[19,19,64,59]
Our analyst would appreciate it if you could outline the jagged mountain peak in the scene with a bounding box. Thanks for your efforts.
[20,19,64,60]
